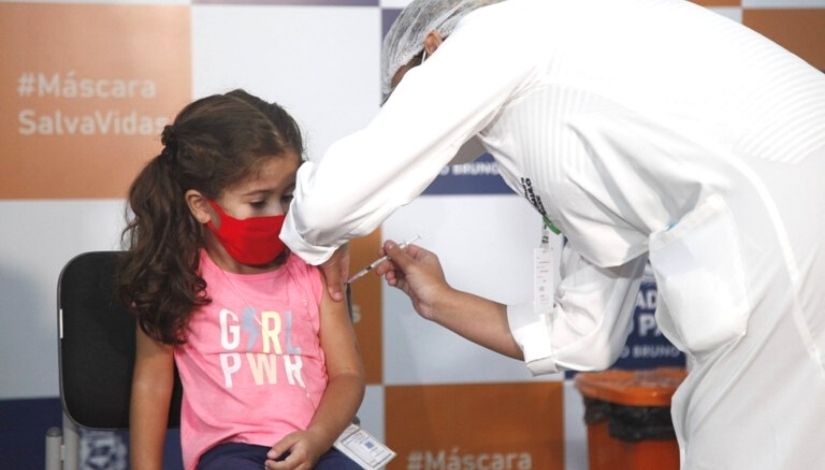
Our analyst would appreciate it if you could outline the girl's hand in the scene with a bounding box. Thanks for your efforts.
[374,240,452,320]
[265,430,325,470]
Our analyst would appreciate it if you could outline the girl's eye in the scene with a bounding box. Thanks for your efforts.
[282,194,294,203]
[250,200,267,208]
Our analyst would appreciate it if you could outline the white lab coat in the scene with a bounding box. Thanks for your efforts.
[281,0,825,467]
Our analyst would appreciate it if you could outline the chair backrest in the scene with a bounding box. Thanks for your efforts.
[58,251,182,429]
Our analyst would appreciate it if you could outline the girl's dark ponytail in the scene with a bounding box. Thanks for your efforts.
[118,132,207,344]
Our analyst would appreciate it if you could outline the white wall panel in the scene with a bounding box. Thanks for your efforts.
[564,381,588,470]
[192,4,381,161]
[0,200,126,399]
[357,385,386,442]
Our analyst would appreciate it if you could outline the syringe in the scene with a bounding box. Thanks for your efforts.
[347,235,421,284]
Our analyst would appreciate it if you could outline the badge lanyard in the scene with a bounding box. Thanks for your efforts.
[543,215,561,235]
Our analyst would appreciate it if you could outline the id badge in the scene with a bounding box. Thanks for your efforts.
[534,227,554,310]
[333,423,396,469]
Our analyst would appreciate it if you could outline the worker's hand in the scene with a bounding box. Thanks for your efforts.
[319,244,349,302]
[265,430,324,470]
[375,240,451,320]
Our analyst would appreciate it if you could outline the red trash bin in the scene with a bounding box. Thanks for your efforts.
[574,367,687,470]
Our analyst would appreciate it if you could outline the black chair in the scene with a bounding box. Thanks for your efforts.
[47,251,182,470]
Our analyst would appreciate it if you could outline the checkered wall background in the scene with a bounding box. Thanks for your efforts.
[1,0,824,468]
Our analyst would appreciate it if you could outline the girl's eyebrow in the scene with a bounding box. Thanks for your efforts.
[242,181,295,197]
[241,188,273,197]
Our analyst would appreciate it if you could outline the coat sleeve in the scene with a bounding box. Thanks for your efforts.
[507,242,646,375]
[280,10,538,265]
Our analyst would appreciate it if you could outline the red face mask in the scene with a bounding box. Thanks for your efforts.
[206,200,287,266]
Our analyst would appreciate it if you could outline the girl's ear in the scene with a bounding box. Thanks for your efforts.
[185,190,213,224]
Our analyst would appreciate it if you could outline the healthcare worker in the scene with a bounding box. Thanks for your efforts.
[280,0,825,468]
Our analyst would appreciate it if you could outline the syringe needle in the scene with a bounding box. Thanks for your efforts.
[347,235,421,284]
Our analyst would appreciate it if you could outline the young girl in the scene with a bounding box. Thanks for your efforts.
[119,90,365,470]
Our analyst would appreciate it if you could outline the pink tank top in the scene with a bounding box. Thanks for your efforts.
[174,251,328,470]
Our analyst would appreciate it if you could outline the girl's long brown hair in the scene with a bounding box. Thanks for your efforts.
[117,89,303,344]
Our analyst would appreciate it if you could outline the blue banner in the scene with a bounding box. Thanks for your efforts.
[423,153,514,195]
[611,277,685,370]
